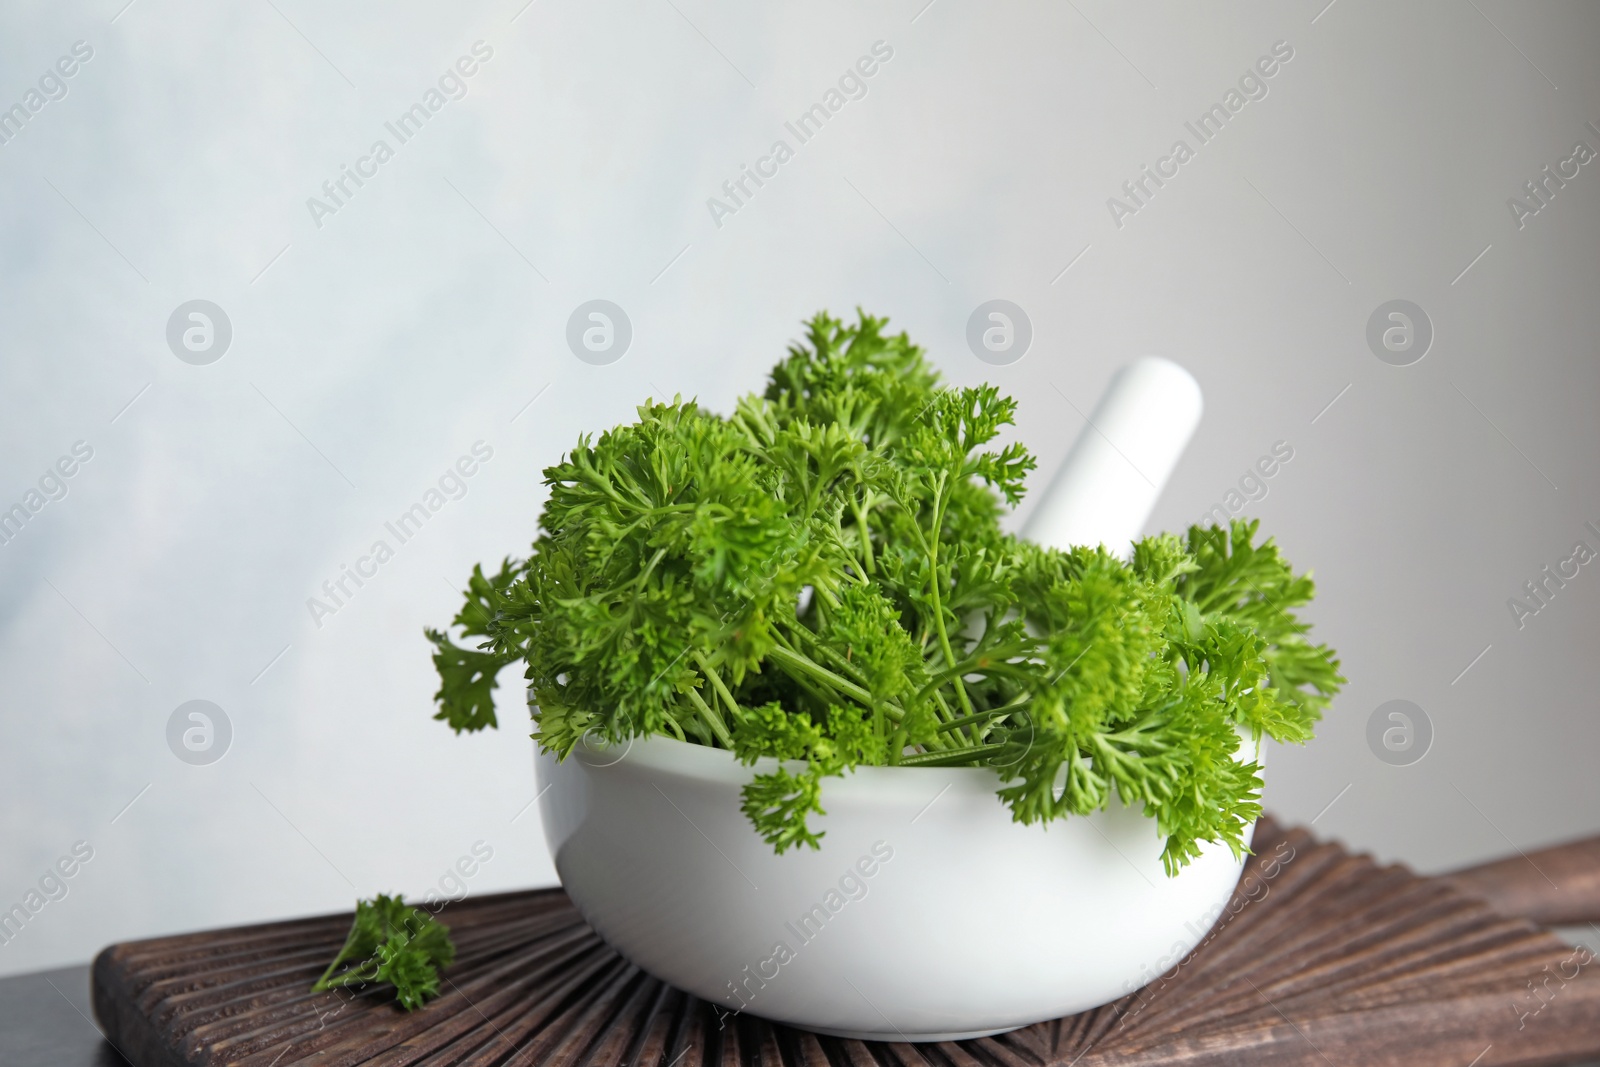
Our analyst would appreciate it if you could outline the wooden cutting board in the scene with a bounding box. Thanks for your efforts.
[91,818,1600,1067]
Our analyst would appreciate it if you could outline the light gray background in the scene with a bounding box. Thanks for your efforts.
[2,0,1597,978]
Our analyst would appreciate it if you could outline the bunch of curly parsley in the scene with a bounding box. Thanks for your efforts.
[428,311,1343,874]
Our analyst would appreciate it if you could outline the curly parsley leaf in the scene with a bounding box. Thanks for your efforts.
[426,560,523,733]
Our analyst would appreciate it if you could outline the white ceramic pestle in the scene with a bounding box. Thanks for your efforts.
[1020,356,1203,554]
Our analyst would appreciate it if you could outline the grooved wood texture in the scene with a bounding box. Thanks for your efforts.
[1444,832,1600,927]
[92,819,1600,1067]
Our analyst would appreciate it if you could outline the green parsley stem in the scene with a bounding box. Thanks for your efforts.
[926,681,981,744]
[850,492,875,576]
[922,475,978,722]
[765,645,872,707]
[806,636,874,694]
[771,633,934,744]
[691,652,744,724]
[934,700,1027,735]
[314,960,379,990]
[311,928,365,991]
[896,745,1000,767]
[634,546,668,590]
[683,684,734,749]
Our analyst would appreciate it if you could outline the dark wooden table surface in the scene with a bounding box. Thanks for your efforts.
[0,964,130,1066]
[9,818,1600,1067]
[9,935,1599,1067]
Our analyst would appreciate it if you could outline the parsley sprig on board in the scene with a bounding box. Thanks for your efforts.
[428,311,1343,874]
[312,894,455,1011]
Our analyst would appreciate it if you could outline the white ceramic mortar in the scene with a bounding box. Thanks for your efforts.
[537,734,1257,1040]
[536,356,1226,1039]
